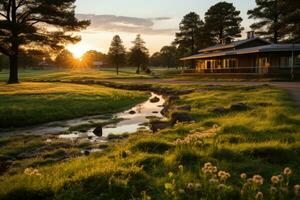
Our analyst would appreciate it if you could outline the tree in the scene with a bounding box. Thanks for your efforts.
[55,50,76,68]
[248,0,283,43]
[149,52,162,67]
[81,50,107,68]
[174,12,207,57]
[279,0,300,42]
[129,34,149,74]
[205,2,244,43]
[160,46,178,68]
[108,35,126,75]
[0,0,90,83]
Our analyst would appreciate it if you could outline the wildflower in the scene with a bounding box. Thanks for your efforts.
[168,172,174,178]
[218,171,231,181]
[283,167,292,176]
[212,166,218,173]
[278,175,284,182]
[178,189,185,194]
[217,184,225,190]
[271,176,280,185]
[294,185,300,197]
[269,186,277,194]
[204,162,212,168]
[178,165,183,172]
[24,168,42,176]
[247,178,253,184]
[255,192,263,200]
[209,178,218,184]
[240,173,247,180]
[253,175,264,185]
[187,183,194,190]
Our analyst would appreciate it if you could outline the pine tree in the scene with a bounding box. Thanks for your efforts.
[108,35,126,75]
[205,2,244,43]
[0,0,90,83]
[248,0,282,43]
[129,35,149,74]
[279,0,300,42]
[174,12,208,56]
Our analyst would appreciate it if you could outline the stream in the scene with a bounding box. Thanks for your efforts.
[1,93,166,141]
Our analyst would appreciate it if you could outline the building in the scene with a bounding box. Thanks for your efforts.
[181,33,300,77]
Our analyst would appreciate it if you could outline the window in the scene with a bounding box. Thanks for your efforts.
[295,53,300,67]
[280,56,292,68]
[223,58,236,69]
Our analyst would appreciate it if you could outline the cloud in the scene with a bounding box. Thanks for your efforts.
[76,14,176,35]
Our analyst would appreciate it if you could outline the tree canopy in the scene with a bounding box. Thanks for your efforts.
[129,34,149,74]
[205,2,244,43]
[174,12,207,56]
[0,0,90,83]
[108,35,126,75]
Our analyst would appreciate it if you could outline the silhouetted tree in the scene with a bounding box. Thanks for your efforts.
[55,50,76,68]
[0,0,90,83]
[248,0,283,43]
[205,2,244,43]
[149,52,162,67]
[279,0,300,42]
[160,46,178,68]
[129,34,149,74]
[174,12,207,56]
[81,50,107,68]
[108,35,126,75]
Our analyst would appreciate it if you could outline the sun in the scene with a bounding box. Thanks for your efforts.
[67,43,91,59]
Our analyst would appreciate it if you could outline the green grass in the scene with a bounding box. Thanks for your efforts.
[0,67,180,82]
[0,82,147,128]
[0,84,300,200]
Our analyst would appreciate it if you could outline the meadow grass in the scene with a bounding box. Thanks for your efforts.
[0,67,179,82]
[0,82,147,128]
[0,84,300,200]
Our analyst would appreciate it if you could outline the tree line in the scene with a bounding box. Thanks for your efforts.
[0,0,299,82]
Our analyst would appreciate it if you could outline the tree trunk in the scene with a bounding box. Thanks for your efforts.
[136,65,140,74]
[116,64,119,75]
[8,54,19,84]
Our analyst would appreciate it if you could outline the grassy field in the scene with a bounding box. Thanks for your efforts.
[0,82,147,128]
[0,68,180,82]
[0,84,299,200]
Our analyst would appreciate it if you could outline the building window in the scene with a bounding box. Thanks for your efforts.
[295,53,300,67]
[280,56,292,68]
[223,58,236,69]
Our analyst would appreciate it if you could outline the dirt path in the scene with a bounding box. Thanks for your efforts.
[105,79,300,107]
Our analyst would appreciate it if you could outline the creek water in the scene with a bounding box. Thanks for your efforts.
[1,93,166,140]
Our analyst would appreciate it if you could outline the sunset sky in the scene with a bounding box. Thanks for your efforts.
[69,0,257,57]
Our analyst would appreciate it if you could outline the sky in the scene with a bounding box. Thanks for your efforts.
[69,0,257,57]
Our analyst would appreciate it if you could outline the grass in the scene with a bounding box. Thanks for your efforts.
[0,82,147,128]
[0,67,180,82]
[0,84,300,199]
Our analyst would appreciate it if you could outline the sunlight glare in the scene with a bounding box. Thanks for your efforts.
[68,43,91,59]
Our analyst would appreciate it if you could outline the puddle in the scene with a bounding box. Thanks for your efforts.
[2,93,166,141]
[59,93,166,139]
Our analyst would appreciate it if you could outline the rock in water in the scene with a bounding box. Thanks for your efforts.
[150,120,172,132]
[129,110,136,114]
[93,126,103,137]
[150,96,160,103]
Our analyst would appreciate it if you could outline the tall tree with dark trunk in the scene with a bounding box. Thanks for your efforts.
[0,0,90,83]
[129,34,149,74]
[205,2,244,43]
[248,0,282,43]
[108,35,126,75]
[279,0,300,42]
[160,45,178,69]
[174,12,208,57]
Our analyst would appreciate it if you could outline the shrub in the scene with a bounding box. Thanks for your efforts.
[132,140,173,154]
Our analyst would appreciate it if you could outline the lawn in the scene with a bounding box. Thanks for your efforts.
[0,67,180,83]
[0,82,147,128]
[0,84,299,200]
